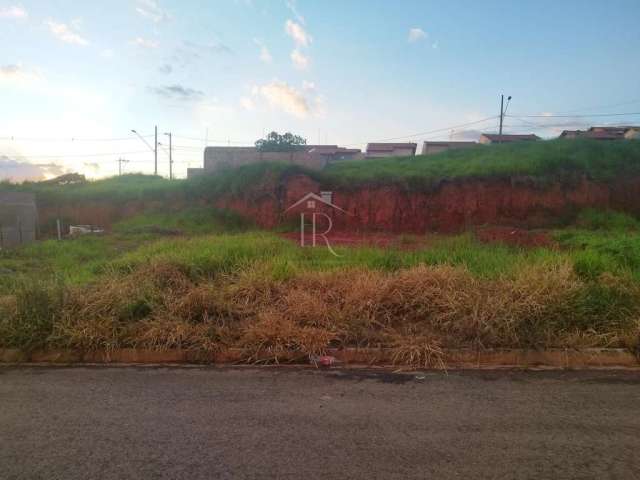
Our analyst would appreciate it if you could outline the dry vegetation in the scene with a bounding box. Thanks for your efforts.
[3,255,638,367]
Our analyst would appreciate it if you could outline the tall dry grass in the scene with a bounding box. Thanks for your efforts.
[2,258,638,364]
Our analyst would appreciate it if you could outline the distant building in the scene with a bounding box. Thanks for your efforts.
[421,141,477,156]
[559,130,585,139]
[0,192,37,248]
[188,145,363,178]
[560,126,640,141]
[365,143,417,158]
[625,128,640,140]
[479,133,541,144]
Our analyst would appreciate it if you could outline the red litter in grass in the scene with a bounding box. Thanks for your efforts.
[310,355,336,367]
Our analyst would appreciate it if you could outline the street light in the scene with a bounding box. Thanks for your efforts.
[498,95,513,138]
[164,132,173,180]
[130,127,158,175]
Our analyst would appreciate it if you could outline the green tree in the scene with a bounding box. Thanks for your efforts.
[255,131,307,152]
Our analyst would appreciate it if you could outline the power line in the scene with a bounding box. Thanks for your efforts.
[341,116,499,147]
[507,111,640,119]
[0,150,151,159]
[0,134,154,142]
[551,98,640,115]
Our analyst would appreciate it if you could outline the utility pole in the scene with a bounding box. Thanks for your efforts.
[164,132,173,180]
[498,94,512,142]
[117,157,130,176]
[154,125,158,176]
[499,94,504,137]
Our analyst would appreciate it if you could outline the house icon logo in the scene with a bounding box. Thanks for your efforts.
[285,191,350,256]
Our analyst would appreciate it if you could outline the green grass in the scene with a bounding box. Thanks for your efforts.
[322,138,640,188]
[1,208,640,352]
[112,207,252,236]
[3,139,639,208]
[108,231,561,280]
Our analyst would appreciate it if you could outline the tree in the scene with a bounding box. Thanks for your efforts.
[255,131,307,152]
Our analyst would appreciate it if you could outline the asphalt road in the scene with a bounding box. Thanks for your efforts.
[1,366,639,480]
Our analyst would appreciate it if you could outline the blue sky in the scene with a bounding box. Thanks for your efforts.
[1,0,639,179]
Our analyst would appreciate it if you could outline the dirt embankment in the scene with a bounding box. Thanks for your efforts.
[35,173,640,236]
[214,173,640,233]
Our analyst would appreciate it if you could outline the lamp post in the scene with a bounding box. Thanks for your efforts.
[164,132,173,180]
[131,127,158,175]
[498,95,512,138]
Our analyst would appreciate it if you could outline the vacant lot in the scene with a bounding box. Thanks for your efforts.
[1,140,640,362]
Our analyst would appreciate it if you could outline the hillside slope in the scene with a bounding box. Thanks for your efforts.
[3,139,640,233]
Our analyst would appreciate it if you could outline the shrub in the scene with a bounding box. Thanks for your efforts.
[0,279,65,350]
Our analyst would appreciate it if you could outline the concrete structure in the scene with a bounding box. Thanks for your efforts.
[0,192,37,248]
[365,143,417,158]
[421,141,477,156]
[560,126,640,140]
[625,128,640,140]
[188,145,362,178]
[479,134,540,144]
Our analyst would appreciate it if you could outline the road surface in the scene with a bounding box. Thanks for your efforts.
[1,366,639,479]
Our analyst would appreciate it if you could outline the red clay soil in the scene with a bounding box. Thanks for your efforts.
[36,172,640,239]
[214,173,640,234]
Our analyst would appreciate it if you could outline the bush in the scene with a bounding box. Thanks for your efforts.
[0,279,65,350]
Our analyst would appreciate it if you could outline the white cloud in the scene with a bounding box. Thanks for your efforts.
[253,38,272,63]
[285,19,311,47]
[0,156,67,182]
[408,27,427,43]
[285,0,305,24]
[302,80,315,91]
[0,64,42,84]
[0,5,27,19]
[240,96,255,110]
[44,20,89,46]
[135,0,170,22]
[290,48,309,70]
[132,37,158,48]
[255,80,310,118]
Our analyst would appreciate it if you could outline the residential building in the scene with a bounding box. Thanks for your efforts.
[479,133,540,144]
[559,126,640,140]
[365,143,417,158]
[188,145,363,178]
[625,128,640,140]
[421,141,477,155]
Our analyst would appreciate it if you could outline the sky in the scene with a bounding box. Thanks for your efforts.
[1,0,640,180]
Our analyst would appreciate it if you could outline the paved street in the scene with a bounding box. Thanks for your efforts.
[1,366,639,479]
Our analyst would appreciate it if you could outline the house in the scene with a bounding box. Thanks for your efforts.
[421,141,477,156]
[625,128,640,140]
[559,126,640,140]
[559,130,585,139]
[479,133,540,144]
[188,144,363,178]
[306,145,363,162]
[365,143,417,158]
[0,192,37,248]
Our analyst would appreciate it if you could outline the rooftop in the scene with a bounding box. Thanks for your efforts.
[480,133,541,142]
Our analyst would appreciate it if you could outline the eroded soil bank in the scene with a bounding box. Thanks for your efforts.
[35,173,640,235]
[214,173,640,233]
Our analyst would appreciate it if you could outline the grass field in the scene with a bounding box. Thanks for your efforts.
[1,139,640,363]
[1,206,639,360]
